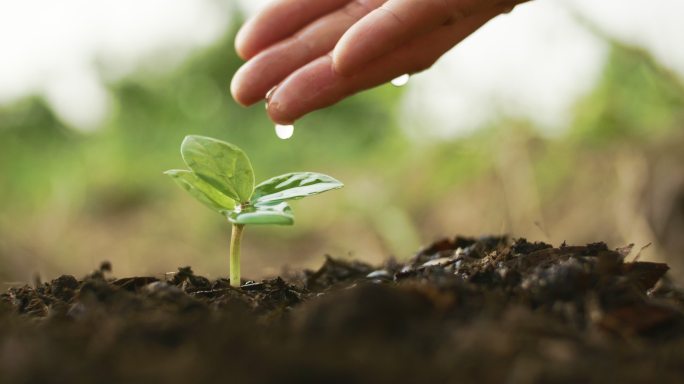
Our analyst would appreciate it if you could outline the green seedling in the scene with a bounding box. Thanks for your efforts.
[165,135,343,287]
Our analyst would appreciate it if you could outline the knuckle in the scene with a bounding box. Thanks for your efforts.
[412,57,438,73]
[291,33,313,56]
[447,0,477,20]
[434,0,454,14]
[500,0,527,14]
[423,0,473,23]
[377,5,404,25]
[342,0,376,19]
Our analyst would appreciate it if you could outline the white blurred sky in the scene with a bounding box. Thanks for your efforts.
[0,0,683,134]
[0,0,229,131]
[402,0,684,138]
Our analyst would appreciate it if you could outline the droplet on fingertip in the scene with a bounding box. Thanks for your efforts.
[391,74,410,87]
[275,124,294,140]
[265,86,278,109]
[265,86,277,101]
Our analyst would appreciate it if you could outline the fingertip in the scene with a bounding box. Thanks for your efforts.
[266,84,300,125]
[331,39,356,76]
[234,27,249,60]
[266,55,344,124]
[266,100,297,125]
[229,82,247,107]
[235,22,258,60]
[230,68,258,107]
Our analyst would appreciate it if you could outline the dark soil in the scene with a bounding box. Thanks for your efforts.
[2,236,684,383]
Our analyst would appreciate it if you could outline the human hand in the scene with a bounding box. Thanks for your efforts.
[231,0,529,124]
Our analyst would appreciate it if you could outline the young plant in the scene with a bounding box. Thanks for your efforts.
[165,135,343,287]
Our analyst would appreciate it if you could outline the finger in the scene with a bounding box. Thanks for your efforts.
[333,0,502,75]
[267,6,506,124]
[236,0,350,60]
[231,0,386,106]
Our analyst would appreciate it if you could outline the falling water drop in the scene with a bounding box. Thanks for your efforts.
[275,124,294,140]
[391,74,410,87]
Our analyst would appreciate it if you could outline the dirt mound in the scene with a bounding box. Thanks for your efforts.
[2,237,684,383]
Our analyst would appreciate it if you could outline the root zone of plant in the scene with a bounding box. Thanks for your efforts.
[2,236,684,383]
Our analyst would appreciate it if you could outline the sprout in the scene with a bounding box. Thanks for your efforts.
[165,135,343,287]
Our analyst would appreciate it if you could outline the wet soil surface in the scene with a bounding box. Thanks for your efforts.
[2,236,684,383]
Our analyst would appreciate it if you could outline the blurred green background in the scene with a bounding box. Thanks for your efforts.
[1,8,683,284]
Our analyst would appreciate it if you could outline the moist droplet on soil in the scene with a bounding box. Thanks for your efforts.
[391,74,410,87]
[275,124,294,140]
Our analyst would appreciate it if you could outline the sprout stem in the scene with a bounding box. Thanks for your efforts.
[229,224,245,287]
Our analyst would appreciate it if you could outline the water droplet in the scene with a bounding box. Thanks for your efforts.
[391,74,410,87]
[265,86,278,110]
[275,124,294,140]
[265,86,277,100]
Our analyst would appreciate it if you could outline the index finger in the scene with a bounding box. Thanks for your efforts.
[236,0,350,60]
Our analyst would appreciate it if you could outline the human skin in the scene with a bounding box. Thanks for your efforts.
[231,0,530,124]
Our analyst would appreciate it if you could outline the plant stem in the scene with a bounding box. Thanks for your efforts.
[229,224,245,287]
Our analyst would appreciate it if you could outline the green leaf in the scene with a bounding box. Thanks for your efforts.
[252,172,343,205]
[164,169,236,212]
[225,202,294,225]
[181,135,255,203]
